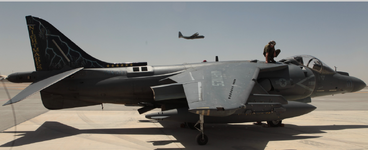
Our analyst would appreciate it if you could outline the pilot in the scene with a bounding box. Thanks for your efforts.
[263,40,280,63]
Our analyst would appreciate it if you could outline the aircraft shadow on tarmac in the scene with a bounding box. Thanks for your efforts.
[1,121,368,150]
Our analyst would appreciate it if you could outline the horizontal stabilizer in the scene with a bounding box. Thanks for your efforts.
[3,67,83,106]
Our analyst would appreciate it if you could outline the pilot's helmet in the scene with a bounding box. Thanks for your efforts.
[269,40,276,46]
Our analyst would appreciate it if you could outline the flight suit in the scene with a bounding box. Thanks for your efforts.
[263,44,276,63]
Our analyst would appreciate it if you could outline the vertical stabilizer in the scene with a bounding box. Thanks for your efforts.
[178,31,183,38]
[26,16,147,71]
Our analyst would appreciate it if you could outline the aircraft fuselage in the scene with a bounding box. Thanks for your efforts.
[7,59,365,111]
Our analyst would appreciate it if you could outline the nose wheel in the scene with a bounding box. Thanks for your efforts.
[194,114,208,145]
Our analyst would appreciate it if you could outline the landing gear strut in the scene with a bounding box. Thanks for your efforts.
[194,114,208,145]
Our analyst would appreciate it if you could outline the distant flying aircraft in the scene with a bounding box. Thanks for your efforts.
[179,31,204,39]
[2,16,366,145]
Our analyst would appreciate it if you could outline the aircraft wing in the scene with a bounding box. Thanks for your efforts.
[169,63,259,116]
[191,32,199,37]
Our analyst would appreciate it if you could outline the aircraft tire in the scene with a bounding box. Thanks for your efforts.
[267,120,282,127]
[196,133,208,145]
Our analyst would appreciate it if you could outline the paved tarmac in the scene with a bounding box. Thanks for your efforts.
[0,81,367,150]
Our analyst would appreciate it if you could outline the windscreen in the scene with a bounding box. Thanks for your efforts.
[282,55,335,74]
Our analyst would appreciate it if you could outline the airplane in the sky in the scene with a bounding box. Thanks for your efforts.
[179,31,204,39]
[3,16,366,145]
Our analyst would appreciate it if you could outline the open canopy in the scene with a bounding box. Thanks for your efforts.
[280,55,335,74]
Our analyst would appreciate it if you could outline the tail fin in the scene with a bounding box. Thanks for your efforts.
[26,16,147,71]
[178,31,183,38]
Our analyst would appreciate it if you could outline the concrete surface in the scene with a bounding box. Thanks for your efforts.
[0,82,367,150]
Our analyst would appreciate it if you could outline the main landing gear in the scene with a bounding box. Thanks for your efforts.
[267,120,283,127]
[194,114,208,145]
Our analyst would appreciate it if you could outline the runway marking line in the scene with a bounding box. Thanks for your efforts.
[0,99,10,102]
[354,91,368,93]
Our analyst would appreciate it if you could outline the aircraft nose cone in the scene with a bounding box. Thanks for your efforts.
[352,77,366,92]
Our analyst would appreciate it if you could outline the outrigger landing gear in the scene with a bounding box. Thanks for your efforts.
[194,114,208,145]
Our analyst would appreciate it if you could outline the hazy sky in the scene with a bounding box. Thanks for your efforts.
[0,2,367,83]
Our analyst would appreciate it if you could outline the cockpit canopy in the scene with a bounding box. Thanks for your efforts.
[280,55,335,74]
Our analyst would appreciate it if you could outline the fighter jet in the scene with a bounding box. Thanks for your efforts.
[179,31,204,39]
[3,16,366,145]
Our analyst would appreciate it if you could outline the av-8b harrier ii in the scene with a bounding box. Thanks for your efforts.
[3,16,366,145]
